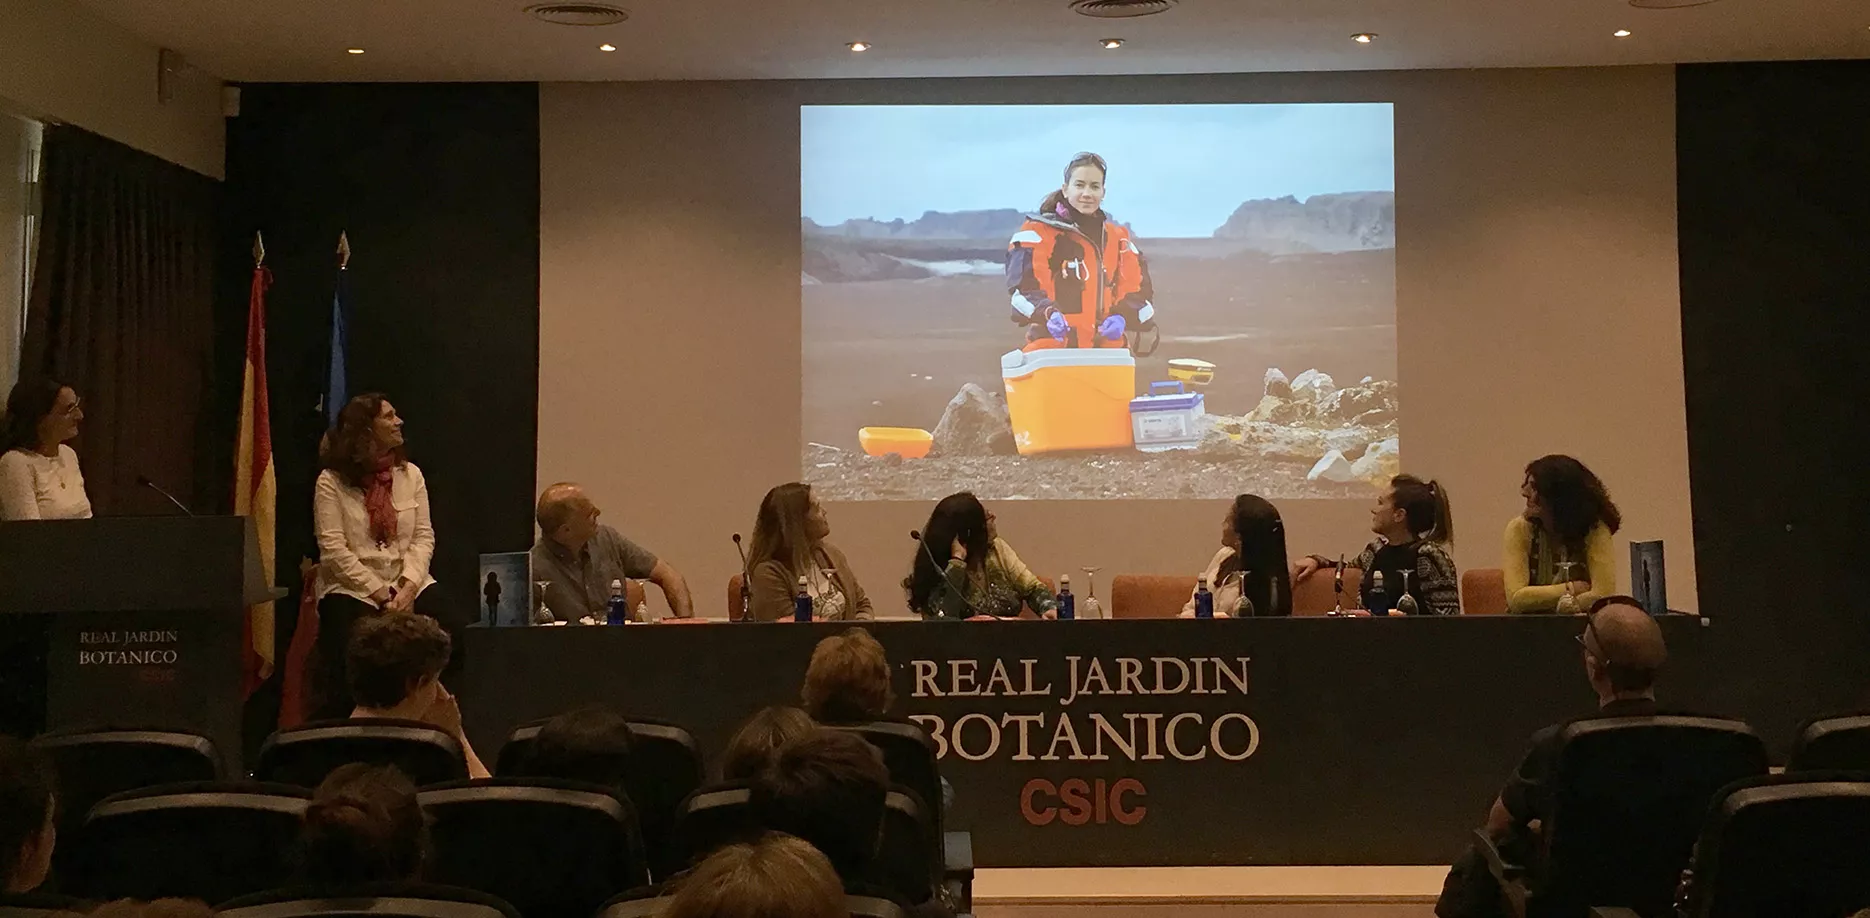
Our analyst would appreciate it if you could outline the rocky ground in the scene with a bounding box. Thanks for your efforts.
[805,368,1400,502]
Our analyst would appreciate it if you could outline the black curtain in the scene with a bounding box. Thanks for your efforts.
[21,124,223,515]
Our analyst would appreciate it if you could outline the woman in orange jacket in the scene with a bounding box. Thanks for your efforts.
[1005,151,1158,351]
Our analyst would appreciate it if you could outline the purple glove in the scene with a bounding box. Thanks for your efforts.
[1045,310,1071,341]
[1099,314,1127,341]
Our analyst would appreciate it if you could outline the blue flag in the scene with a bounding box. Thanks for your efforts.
[324,261,350,428]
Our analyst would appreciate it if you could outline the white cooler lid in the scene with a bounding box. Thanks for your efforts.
[1001,347,1136,380]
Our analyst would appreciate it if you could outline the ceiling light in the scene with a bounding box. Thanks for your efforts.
[1351,32,1376,44]
[1613,29,1633,37]
[599,43,617,51]
[1101,38,1125,49]
[346,48,365,55]
[847,41,870,52]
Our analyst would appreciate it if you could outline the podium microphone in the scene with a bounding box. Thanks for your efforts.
[732,533,752,622]
[137,475,195,516]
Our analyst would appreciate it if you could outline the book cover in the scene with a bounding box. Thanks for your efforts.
[477,552,533,627]
[1630,540,1667,616]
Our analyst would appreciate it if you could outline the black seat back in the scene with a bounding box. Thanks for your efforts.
[30,729,221,878]
[257,719,466,789]
[419,779,649,918]
[1680,773,1870,918]
[1788,714,1870,771]
[826,723,942,831]
[0,892,89,918]
[497,717,703,880]
[1534,716,1768,917]
[845,896,905,918]
[877,789,936,905]
[218,882,523,918]
[64,781,310,904]
[671,783,760,868]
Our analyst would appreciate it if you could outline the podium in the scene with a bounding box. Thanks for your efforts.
[0,517,280,770]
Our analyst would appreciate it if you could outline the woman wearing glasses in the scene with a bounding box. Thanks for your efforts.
[0,378,92,521]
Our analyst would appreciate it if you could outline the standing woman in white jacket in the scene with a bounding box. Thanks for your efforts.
[313,393,441,718]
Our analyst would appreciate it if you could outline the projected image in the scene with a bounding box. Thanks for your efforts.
[801,104,1397,500]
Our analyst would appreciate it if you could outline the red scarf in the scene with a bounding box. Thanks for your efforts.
[364,454,398,545]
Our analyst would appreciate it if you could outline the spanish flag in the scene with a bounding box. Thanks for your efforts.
[235,241,277,696]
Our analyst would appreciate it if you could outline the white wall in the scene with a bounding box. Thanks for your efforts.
[537,67,1693,617]
[0,0,224,178]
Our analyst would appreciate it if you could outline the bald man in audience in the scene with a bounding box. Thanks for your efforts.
[1438,597,1671,918]
[532,482,695,621]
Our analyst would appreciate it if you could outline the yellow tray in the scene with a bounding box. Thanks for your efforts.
[858,427,933,459]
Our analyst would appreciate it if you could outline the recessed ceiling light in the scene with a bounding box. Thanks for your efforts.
[599,43,617,51]
[1351,32,1376,44]
[1613,29,1633,37]
[847,41,870,52]
[1101,38,1125,49]
[346,48,365,55]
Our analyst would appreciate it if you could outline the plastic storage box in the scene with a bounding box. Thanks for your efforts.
[1001,348,1137,455]
[1129,381,1207,452]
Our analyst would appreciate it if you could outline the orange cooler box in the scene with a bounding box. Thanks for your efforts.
[1000,348,1137,455]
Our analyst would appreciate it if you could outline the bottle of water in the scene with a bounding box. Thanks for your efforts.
[1370,570,1388,616]
[1194,575,1214,619]
[606,579,629,625]
[794,576,814,623]
[1055,575,1075,620]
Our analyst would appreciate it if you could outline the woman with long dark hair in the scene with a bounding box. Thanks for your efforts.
[1184,495,1293,617]
[1505,454,1621,613]
[1294,475,1460,615]
[746,483,872,622]
[0,378,91,521]
[905,492,1056,619]
[313,394,441,717]
[1005,151,1158,352]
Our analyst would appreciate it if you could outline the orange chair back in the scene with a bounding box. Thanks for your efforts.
[727,573,746,620]
[1109,575,1192,619]
[1461,568,1507,615]
[1292,566,1362,616]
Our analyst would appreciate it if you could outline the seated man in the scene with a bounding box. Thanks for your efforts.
[0,735,56,897]
[1436,597,1670,918]
[348,613,491,778]
[532,482,695,621]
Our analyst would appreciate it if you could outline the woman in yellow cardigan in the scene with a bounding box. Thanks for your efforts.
[1504,454,1620,613]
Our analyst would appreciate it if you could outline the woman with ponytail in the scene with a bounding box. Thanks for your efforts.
[1294,475,1460,615]
[300,763,428,885]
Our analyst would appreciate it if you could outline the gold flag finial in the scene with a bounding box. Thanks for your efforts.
[253,231,266,267]
[337,231,352,270]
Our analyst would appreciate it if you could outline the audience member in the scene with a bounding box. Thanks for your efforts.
[528,704,636,790]
[347,614,490,778]
[747,483,873,621]
[533,482,695,621]
[664,834,844,918]
[905,492,1056,620]
[1436,597,1669,918]
[1294,474,1460,615]
[300,763,428,885]
[1183,494,1292,617]
[0,735,56,895]
[801,630,894,723]
[1505,454,1621,613]
[721,707,815,782]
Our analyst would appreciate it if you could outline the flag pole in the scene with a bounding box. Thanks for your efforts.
[337,231,351,270]
[253,230,265,268]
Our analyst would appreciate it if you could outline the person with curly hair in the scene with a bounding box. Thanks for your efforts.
[1504,455,1622,614]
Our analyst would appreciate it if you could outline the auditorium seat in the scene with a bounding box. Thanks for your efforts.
[1787,713,1870,770]
[496,715,704,880]
[825,721,945,834]
[63,780,310,904]
[597,894,905,918]
[29,728,221,878]
[1471,715,1768,918]
[219,883,522,918]
[1669,772,1870,918]
[419,779,649,918]
[256,718,467,788]
[671,783,760,867]
[1461,568,1508,615]
[0,892,89,918]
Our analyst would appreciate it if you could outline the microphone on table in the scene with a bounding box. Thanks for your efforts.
[911,529,984,619]
[732,533,752,622]
[137,475,195,516]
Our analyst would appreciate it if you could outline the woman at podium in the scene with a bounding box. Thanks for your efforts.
[312,394,441,717]
[0,378,92,521]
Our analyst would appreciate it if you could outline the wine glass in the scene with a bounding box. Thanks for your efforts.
[1231,570,1255,618]
[1395,570,1419,616]
[531,580,556,625]
[1079,567,1104,619]
[1555,561,1581,615]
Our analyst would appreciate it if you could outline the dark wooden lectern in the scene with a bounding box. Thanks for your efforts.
[0,517,280,771]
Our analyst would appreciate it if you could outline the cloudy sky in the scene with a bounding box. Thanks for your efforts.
[801,103,1393,238]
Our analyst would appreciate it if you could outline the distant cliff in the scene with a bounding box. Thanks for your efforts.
[1212,192,1394,253]
[803,208,1026,241]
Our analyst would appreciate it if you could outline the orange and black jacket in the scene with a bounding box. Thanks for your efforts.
[1004,209,1157,346]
